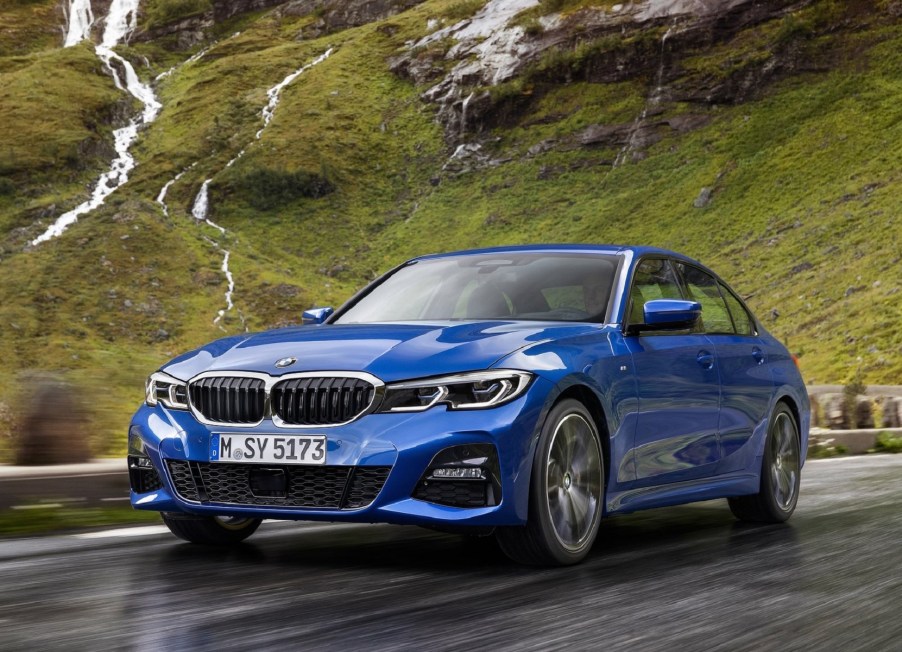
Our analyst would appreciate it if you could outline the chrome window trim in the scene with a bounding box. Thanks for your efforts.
[187,370,385,429]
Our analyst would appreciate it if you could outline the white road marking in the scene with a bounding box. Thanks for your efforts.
[808,453,896,463]
[11,504,63,510]
[74,525,171,539]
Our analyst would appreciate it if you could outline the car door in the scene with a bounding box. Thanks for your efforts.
[677,263,775,473]
[623,258,722,484]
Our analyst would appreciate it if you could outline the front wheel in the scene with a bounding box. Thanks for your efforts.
[496,399,605,566]
[162,514,262,545]
[728,403,801,523]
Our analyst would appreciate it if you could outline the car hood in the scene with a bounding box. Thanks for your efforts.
[162,321,603,383]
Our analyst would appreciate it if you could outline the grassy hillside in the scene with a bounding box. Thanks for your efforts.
[0,0,900,458]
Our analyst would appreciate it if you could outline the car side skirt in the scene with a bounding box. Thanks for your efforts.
[606,471,759,515]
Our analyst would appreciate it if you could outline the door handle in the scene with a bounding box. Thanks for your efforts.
[752,347,765,365]
[697,350,715,370]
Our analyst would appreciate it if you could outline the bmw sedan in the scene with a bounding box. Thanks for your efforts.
[129,245,809,565]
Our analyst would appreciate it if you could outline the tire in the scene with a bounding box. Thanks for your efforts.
[728,403,801,523]
[162,514,262,545]
[496,399,605,566]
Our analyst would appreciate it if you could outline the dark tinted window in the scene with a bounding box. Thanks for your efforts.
[335,253,618,323]
[719,282,755,336]
[627,259,683,325]
[678,264,735,334]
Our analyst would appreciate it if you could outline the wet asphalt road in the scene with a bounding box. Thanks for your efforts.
[1,455,900,651]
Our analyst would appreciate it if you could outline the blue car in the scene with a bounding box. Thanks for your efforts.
[129,245,808,565]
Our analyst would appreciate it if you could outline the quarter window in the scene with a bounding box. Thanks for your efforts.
[678,264,735,334]
[719,282,755,336]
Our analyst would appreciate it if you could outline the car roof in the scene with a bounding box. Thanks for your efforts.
[413,244,703,266]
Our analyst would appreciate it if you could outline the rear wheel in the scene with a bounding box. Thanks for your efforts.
[496,399,604,566]
[162,514,262,545]
[728,403,801,523]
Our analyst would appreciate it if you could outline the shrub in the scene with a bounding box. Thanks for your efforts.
[234,165,334,211]
[774,13,815,45]
[875,431,902,453]
[522,17,544,38]
[808,439,849,458]
[145,0,212,29]
[440,0,486,22]
[842,371,867,428]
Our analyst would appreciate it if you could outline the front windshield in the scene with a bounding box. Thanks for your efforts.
[334,253,619,324]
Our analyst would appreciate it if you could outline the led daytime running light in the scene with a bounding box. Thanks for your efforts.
[145,371,189,410]
[379,370,532,413]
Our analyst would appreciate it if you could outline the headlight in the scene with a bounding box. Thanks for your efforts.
[145,371,189,410]
[378,370,532,412]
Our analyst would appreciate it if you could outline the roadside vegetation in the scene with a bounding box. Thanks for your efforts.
[0,506,159,537]
[875,431,902,454]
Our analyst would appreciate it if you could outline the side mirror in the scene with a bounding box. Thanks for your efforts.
[639,299,701,331]
[301,306,334,325]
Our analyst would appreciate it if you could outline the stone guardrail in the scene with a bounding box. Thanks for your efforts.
[0,459,129,510]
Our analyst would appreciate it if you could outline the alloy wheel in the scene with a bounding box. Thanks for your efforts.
[545,413,603,552]
[770,412,800,512]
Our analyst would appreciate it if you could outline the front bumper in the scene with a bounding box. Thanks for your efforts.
[128,376,552,527]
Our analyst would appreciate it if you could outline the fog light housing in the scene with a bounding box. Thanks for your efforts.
[413,444,501,508]
[429,467,486,480]
[127,426,163,493]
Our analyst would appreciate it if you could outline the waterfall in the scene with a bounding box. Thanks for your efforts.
[212,249,236,326]
[156,163,197,216]
[156,179,175,216]
[31,122,138,244]
[32,0,160,246]
[220,250,234,312]
[191,179,211,221]
[460,92,474,138]
[64,0,94,46]
[101,0,138,46]
[97,0,160,124]
[190,179,226,233]
[256,48,333,139]
[183,48,333,328]
[192,181,233,326]
[225,149,246,168]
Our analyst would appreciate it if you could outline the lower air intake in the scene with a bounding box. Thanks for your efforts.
[414,480,489,508]
[128,458,164,493]
[165,461,390,510]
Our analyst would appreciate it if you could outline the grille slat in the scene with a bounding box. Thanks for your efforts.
[165,461,389,509]
[190,376,266,425]
[189,375,375,426]
[212,377,222,421]
[270,376,375,426]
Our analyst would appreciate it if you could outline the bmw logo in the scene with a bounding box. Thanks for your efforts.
[275,356,297,368]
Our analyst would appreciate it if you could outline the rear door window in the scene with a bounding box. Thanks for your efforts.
[678,264,735,334]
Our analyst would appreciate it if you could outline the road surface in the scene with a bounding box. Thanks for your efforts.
[1,455,900,651]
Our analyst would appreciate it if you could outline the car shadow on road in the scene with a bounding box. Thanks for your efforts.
[155,500,801,580]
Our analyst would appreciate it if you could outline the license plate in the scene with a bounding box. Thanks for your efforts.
[210,434,326,465]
